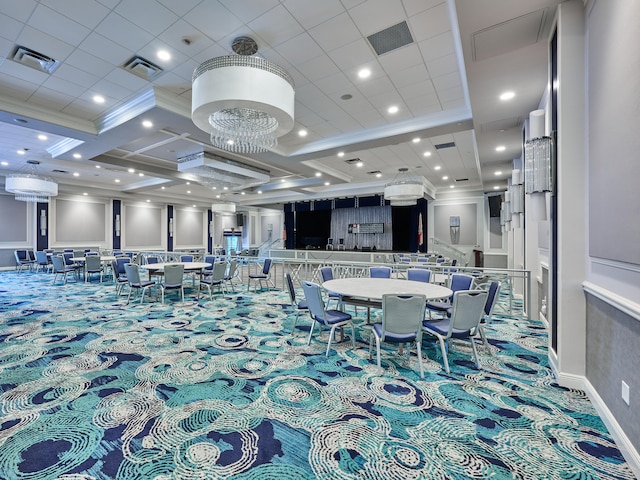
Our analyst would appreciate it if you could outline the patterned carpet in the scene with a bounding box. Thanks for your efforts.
[0,270,635,480]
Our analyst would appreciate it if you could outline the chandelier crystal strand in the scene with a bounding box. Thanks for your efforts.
[5,161,58,202]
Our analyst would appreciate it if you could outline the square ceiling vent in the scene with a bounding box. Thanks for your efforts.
[11,45,60,74]
[367,21,414,56]
[122,55,164,81]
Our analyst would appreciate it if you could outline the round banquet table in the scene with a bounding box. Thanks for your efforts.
[322,277,452,302]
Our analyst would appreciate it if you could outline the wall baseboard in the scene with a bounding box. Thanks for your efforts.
[584,379,640,478]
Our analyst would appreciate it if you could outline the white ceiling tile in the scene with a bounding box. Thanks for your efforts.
[281,0,345,30]
[65,49,113,78]
[426,53,458,78]
[16,25,75,62]
[52,63,99,90]
[78,32,132,65]
[157,0,202,17]
[114,0,178,36]
[327,39,376,71]
[378,44,422,74]
[0,59,49,86]
[296,55,340,83]
[406,93,441,116]
[104,67,149,91]
[96,0,120,9]
[0,14,26,43]
[402,0,445,17]
[220,0,279,23]
[28,86,75,112]
[409,3,451,42]
[184,3,243,43]
[388,63,430,89]
[154,72,191,96]
[156,20,213,57]
[398,80,436,100]
[419,31,455,62]
[0,0,37,23]
[432,71,462,91]
[248,5,305,48]
[42,72,89,98]
[41,0,111,30]
[275,33,324,66]
[348,0,405,36]
[62,97,105,120]
[95,12,154,52]
[0,73,38,101]
[315,72,355,96]
[356,76,396,98]
[309,13,361,53]
[91,77,138,102]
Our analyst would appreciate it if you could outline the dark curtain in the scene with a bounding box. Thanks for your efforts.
[295,210,331,249]
[391,198,427,252]
[284,211,294,249]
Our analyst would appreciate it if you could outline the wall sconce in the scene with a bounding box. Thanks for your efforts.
[209,220,214,237]
[115,214,121,237]
[524,109,552,221]
[169,218,174,238]
[40,209,47,236]
[510,169,524,228]
[500,197,512,232]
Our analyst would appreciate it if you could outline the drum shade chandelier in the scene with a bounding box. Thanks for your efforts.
[5,160,58,202]
[384,168,424,206]
[191,37,295,154]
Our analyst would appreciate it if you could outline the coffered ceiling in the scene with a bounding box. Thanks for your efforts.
[0,0,562,209]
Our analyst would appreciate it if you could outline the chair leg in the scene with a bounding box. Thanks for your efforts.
[291,311,300,334]
[306,320,317,346]
[326,326,336,356]
[437,337,450,374]
[416,341,424,379]
[470,339,481,369]
[376,336,381,367]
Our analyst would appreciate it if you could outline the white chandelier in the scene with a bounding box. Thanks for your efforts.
[191,37,295,154]
[384,168,424,206]
[5,160,58,202]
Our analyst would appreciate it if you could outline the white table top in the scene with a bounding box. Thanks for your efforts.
[323,277,452,301]
[71,255,117,263]
[143,261,211,271]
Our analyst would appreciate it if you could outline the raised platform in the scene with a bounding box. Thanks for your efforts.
[268,248,393,264]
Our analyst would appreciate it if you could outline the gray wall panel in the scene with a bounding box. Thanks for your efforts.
[124,204,162,247]
[0,195,28,242]
[55,199,106,242]
[175,209,203,246]
[434,204,477,245]
[585,292,640,452]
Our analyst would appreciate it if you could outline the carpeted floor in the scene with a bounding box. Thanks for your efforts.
[0,270,635,479]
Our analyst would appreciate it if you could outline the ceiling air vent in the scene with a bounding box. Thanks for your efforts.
[456,178,469,182]
[11,45,60,74]
[122,55,164,81]
[52,169,69,174]
[345,158,363,165]
[435,142,456,149]
[367,21,414,56]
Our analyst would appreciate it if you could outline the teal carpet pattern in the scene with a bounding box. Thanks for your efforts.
[0,271,635,479]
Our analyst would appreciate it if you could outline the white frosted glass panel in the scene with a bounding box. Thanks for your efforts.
[175,209,204,246]
[124,205,162,247]
[0,195,28,242]
[56,199,106,242]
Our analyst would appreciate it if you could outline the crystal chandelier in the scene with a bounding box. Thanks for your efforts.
[192,37,295,154]
[5,160,58,202]
[384,168,424,206]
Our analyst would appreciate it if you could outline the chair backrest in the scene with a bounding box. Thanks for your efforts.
[14,249,28,262]
[227,259,238,278]
[163,264,184,285]
[124,263,141,285]
[302,281,326,319]
[338,238,344,245]
[84,248,92,253]
[262,258,272,274]
[370,267,391,278]
[483,281,501,322]
[63,252,75,265]
[28,250,36,261]
[114,257,130,276]
[63,249,74,253]
[449,274,474,300]
[407,268,431,283]
[86,251,98,256]
[180,254,193,262]
[51,255,65,272]
[285,273,296,305]
[448,290,488,334]
[319,266,334,282]
[113,251,123,256]
[203,255,216,272]
[85,255,102,271]
[381,294,427,340]
[212,261,227,281]
[36,251,49,265]
[145,256,159,264]
[327,238,334,245]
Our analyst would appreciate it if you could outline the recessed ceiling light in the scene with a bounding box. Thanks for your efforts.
[192,204,196,208]
[212,187,217,190]
[356,161,364,167]
[376,172,382,178]
[241,191,245,195]
[95,165,100,169]
[298,129,307,137]
[17,150,25,155]
[412,137,420,143]
[315,172,322,177]
[73,172,80,177]
[161,186,165,190]
[281,179,286,183]
[93,95,105,104]
[442,175,448,180]
[147,199,151,203]
[387,105,399,114]
[223,186,228,190]
[500,91,515,101]
[495,171,503,176]
[257,190,263,194]
[186,182,191,185]
[434,165,441,170]
[324,181,330,186]
[83,192,88,195]
[227,139,234,146]
[1,161,8,166]
[138,173,144,177]
[73,153,82,159]
[115,179,120,183]
[38,134,47,141]
[358,68,371,79]
[495,145,506,152]
[157,50,171,61]
[423,151,432,157]
[449,185,455,189]
[142,120,153,128]
[128,168,135,173]
[493,186,500,190]
[216,194,220,199]
[187,190,191,194]
[337,152,344,157]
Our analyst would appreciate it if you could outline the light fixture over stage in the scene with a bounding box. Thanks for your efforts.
[191,36,295,154]
[5,160,58,202]
[384,167,424,206]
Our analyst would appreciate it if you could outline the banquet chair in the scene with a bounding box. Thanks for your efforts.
[425,274,474,319]
[474,281,502,353]
[112,257,130,295]
[369,294,427,379]
[223,258,239,292]
[247,258,275,292]
[319,266,341,309]
[199,261,227,300]
[124,263,156,304]
[51,255,77,284]
[422,290,488,374]
[84,254,104,283]
[286,273,309,333]
[14,249,36,273]
[201,255,216,276]
[180,254,193,262]
[337,238,346,250]
[326,238,334,250]
[370,266,392,278]
[35,251,52,273]
[302,281,355,357]
[160,264,185,303]
[407,268,431,283]
[62,252,83,280]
